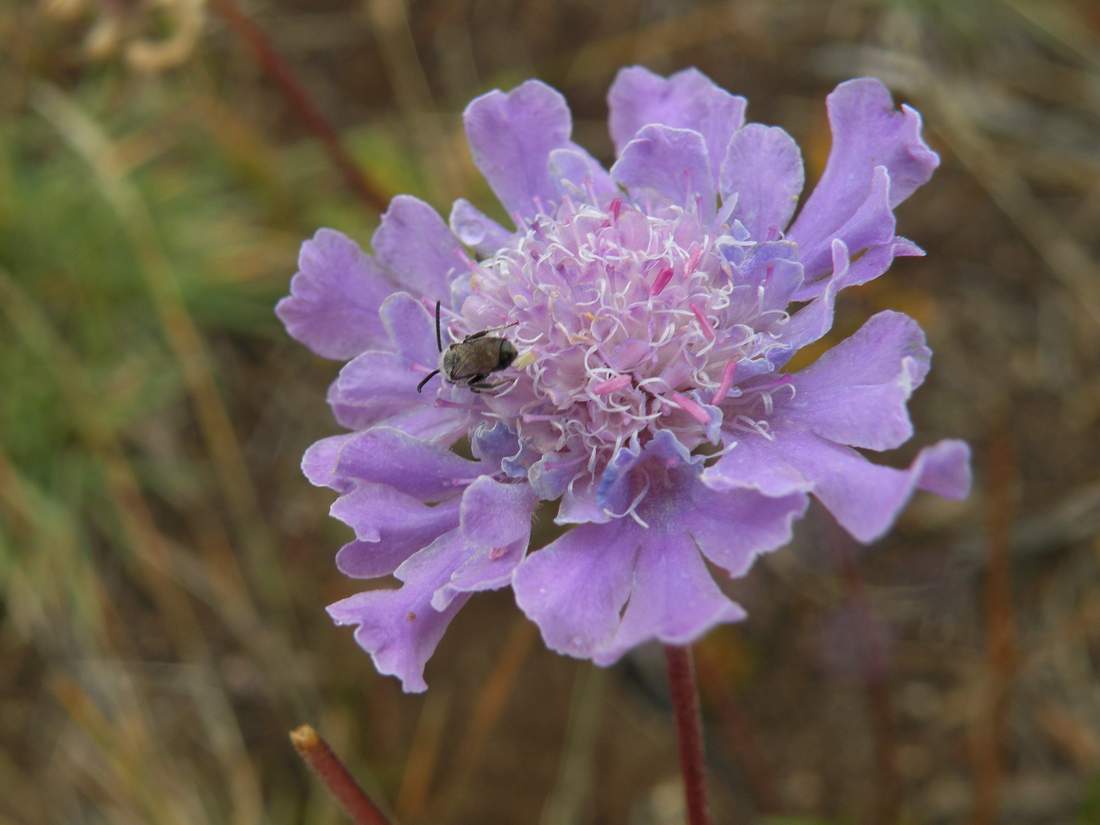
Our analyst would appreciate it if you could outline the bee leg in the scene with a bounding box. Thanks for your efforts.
[416,368,441,393]
[466,374,492,393]
[471,379,509,394]
[463,321,518,343]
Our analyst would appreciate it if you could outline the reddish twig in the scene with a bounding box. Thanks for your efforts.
[290,725,393,825]
[664,645,711,825]
[209,0,391,213]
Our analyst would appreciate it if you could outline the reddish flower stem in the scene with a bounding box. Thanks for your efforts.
[290,724,393,825]
[664,645,710,825]
[209,0,391,213]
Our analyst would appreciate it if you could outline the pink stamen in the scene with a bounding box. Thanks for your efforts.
[609,198,623,221]
[489,546,508,560]
[690,303,716,340]
[651,267,675,295]
[711,360,738,404]
[669,392,710,425]
[685,246,704,276]
[593,375,632,395]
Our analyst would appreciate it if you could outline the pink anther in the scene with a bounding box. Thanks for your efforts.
[651,267,675,295]
[669,392,710,425]
[690,303,716,340]
[685,246,704,276]
[593,375,633,395]
[711,360,737,405]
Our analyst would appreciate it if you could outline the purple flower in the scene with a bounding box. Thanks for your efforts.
[278,67,971,692]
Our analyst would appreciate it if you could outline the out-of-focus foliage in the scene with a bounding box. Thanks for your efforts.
[2,1,1099,823]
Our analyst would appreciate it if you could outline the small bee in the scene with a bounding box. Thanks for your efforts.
[416,301,518,393]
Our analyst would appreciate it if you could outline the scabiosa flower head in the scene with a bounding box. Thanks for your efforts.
[278,67,971,692]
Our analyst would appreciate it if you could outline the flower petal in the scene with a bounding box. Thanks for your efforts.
[380,291,439,368]
[431,477,539,609]
[608,66,746,185]
[449,198,513,257]
[628,438,808,575]
[557,473,609,526]
[459,476,538,549]
[301,432,358,493]
[852,236,925,286]
[434,539,526,611]
[522,435,807,666]
[305,426,483,500]
[611,125,715,219]
[513,520,638,659]
[728,240,805,310]
[782,311,930,451]
[790,78,938,276]
[774,238,849,360]
[548,146,617,202]
[463,80,573,221]
[330,350,422,428]
[592,530,746,666]
[678,485,809,577]
[328,529,470,693]
[528,452,586,500]
[720,124,804,238]
[707,426,970,543]
[276,229,391,360]
[470,421,519,465]
[372,196,471,300]
[327,384,468,441]
[594,439,645,517]
[701,435,814,498]
[796,164,895,281]
[331,483,462,578]
[788,434,970,542]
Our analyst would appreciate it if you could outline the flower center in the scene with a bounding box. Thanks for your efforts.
[455,196,794,475]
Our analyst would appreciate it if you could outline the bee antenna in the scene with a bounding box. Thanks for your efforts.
[417,369,440,393]
[434,300,443,353]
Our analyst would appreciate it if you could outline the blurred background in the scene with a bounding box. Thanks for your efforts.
[3,0,1100,823]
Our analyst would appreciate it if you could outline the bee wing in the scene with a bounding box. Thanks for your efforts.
[445,347,477,381]
[448,341,498,380]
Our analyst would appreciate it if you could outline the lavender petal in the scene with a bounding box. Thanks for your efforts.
[276,229,391,360]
